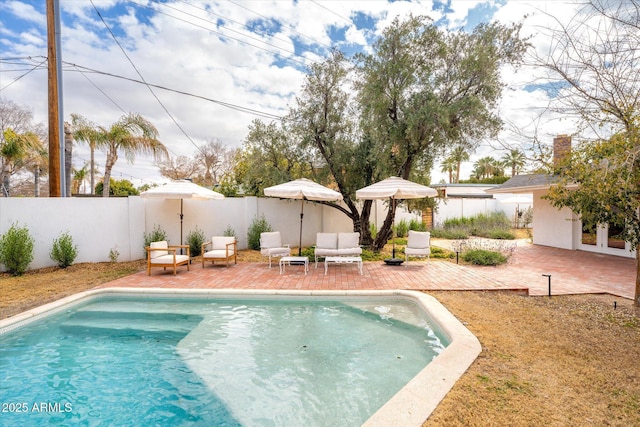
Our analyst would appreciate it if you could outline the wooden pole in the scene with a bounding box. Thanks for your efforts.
[47,0,61,197]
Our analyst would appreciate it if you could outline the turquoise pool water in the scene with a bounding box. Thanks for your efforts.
[0,295,448,426]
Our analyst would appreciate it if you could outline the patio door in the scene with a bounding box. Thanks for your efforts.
[579,221,628,255]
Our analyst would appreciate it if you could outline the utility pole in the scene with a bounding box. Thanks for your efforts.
[47,0,65,197]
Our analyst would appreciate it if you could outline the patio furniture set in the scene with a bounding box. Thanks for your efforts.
[146,230,431,276]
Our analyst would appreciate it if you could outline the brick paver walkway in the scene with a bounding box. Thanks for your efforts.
[101,244,637,301]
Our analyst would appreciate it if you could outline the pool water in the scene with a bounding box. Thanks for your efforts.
[0,296,448,426]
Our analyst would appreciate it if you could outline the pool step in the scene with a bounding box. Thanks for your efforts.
[59,311,203,340]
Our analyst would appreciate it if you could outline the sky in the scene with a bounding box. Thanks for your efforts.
[0,0,585,189]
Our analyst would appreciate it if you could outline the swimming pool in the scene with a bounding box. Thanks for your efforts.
[0,289,480,426]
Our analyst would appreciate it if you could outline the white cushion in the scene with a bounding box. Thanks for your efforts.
[407,231,430,249]
[211,236,235,250]
[262,247,290,256]
[150,254,189,264]
[260,232,282,248]
[149,241,169,258]
[337,247,362,256]
[338,233,360,249]
[316,233,338,249]
[315,247,339,257]
[203,249,234,259]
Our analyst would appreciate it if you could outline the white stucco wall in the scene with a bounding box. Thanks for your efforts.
[0,196,421,271]
[531,189,576,250]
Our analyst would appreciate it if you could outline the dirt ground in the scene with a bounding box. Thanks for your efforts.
[1,254,638,426]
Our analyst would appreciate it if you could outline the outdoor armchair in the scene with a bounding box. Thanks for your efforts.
[260,231,291,267]
[146,241,190,275]
[202,236,237,267]
[404,230,430,265]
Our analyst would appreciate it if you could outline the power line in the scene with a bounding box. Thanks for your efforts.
[65,61,284,120]
[0,57,47,92]
[125,0,314,68]
[91,0,202,154]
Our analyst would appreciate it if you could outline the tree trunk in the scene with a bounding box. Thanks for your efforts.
[635,249,640,307]
[103,149,117,197]
[64,123,73,197]
[34,167,40,197]
[90,143,95,195]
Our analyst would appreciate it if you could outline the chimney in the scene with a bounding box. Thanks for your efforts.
[553,134,571,168]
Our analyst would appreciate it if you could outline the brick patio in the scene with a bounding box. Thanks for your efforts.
[100,243,636,301]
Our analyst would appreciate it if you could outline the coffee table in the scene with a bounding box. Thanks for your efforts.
[324,256,363,275]
[279,256,309,275]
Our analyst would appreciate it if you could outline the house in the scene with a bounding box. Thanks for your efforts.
[487,135,635,259]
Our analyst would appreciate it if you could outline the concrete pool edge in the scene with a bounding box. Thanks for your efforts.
[1,288,481,426]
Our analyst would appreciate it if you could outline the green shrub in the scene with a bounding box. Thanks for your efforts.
[50,231,78,268]
[409,218,426,231]
[430,228,469,240]
[109,246,120,263]
[487,230,515,240]
[247,215,272,250]
[143,224,168,256]
[462,249,507,266]
[186,226,206,257]
[395,219,409,238]
[369,223,377,239]
[430,246,455,259]
[223,225,236,237]
[0,223,35,276]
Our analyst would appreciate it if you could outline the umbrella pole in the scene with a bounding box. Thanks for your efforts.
[299,199,304,256]
[179,199,184,255]
[392,198,396,258]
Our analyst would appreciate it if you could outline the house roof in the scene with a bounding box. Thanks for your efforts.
[485,174,563,194]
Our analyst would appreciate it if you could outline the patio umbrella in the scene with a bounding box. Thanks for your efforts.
[140,180,224,248]
[264,178,343,255]
[356,176,437,262]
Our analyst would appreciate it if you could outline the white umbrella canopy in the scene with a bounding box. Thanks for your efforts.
[264,178,343,255]
[355,176,438,200]
[356,177,437,262]
[140,180,224,247]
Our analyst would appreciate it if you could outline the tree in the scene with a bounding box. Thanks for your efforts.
[355,15,528,250]
[72,164,88,194]
[502,148,527,177]
[287,49,373,242]
[440,156,456,183]
[472,156,504,179]
[69,114,105,195]
[235,119,309,196]
[98,113,167,197]
[95,178,140,196]
[157,155,201,180]
[0,99,47,196]
[1,128,46,196]
[538,0,640,306]
[449,146,471,183]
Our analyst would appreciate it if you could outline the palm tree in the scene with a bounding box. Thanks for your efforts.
[72,164,88,194]
[70,114,105,195]
[1,128,45,196]
[440,157,456,183]
[473,156,499,179]
[502,148,527,177]
[450,146,470,183]
[98,113,168,197]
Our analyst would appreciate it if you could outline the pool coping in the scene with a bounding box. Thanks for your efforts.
[1,288,481,426]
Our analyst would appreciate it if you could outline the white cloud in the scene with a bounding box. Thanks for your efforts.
[1,0,590,187]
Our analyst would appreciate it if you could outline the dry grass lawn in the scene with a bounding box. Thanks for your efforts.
[1,253,638,426]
